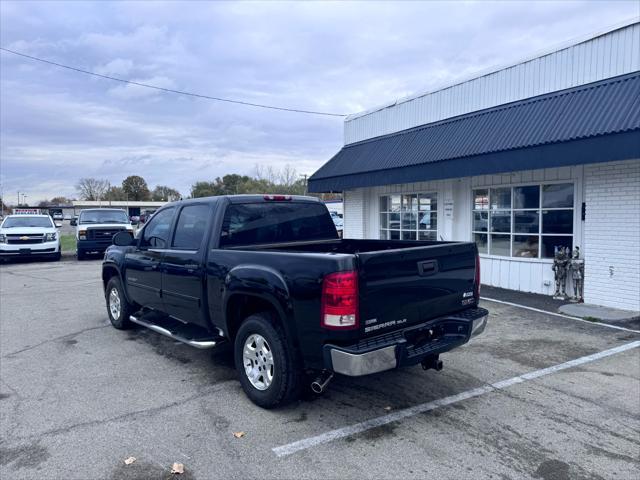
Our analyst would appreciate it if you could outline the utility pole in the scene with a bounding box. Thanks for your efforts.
[301,174,308,195]
[17,191,20,207]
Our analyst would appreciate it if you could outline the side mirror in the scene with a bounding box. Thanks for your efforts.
[113,230,136,247]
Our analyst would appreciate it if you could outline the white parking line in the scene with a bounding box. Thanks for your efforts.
[272,340,640,457]
[481,297,640,334]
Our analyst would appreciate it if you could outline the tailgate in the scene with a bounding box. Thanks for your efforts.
[356,242,477,337]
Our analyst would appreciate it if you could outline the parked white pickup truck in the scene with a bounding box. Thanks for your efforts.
[76,208,133,260]
[0,214,61,261]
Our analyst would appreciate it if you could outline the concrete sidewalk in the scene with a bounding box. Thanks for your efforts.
[481,285,640,329]
[559,303,640,322]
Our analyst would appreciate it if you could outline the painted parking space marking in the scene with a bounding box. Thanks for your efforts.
[481,297,640,334]
[272,340,640,457]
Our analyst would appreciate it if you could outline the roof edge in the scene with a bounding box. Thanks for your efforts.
[332,71,640,151]
[308,131,640,192]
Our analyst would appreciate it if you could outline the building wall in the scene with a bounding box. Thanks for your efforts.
[346,165,585,296]
[469,166,584,297]
[342,189,366,239]
[344,21,640,144]
[343,160,640,310]
[583,159,640,311]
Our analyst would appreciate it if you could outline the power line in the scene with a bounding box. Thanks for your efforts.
[0,47,348,117]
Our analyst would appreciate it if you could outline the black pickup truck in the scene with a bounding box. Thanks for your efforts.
[102,195,488,408]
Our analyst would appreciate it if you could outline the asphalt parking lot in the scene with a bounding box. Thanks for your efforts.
[1,260,639,480]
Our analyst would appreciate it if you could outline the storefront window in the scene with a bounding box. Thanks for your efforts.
[380,193,437,241]
[472,183,574,258]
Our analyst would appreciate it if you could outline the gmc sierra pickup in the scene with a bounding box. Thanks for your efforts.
[102,195,488,408]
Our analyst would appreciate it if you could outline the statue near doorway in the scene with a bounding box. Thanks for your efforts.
[569,246,584,303]
[552,246,570,299]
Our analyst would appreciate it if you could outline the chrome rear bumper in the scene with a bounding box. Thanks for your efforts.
[471,313,488,337]
[325,308,488,377]
[330,345,397,377]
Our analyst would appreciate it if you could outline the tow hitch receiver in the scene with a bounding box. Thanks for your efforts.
[421,355,443,372]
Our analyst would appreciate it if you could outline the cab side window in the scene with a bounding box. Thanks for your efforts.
[140,208,175,248]
[172,204,210,250]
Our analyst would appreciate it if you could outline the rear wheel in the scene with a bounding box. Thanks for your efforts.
[105,276,133,329]
[234,313,302,408]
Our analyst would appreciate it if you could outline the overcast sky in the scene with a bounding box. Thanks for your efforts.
[1,1,638,202]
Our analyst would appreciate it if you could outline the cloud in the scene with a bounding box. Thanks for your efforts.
[1,0,638,201]
[94,58,135,76]
[107,75,176,99]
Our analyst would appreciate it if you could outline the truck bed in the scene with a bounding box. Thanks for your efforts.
[228,238,478,336]
[229,238,453,254]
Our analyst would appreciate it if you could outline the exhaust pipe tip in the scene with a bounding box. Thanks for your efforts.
[311,371,334,394]
[310,382,324,394]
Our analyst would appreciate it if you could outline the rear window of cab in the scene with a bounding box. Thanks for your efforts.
[220,202,337,247]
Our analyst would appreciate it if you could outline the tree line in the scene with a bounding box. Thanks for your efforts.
[35,165,340,206]
[74,176,181,203]
[190,165,307,198]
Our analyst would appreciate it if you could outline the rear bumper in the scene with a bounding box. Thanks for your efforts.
[324,307,488,376]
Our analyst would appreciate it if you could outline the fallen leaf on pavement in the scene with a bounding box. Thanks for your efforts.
[233,431,245,438]
[171,463,184,474]
[124,457,136,465]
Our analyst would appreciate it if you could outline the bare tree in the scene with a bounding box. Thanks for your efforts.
[75,178,110,201]
[279,164,298,187]
[254,164,278,184]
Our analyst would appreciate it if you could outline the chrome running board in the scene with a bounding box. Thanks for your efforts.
[129,315,223,349]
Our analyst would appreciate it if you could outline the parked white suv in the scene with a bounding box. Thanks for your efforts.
[0,214,61,261]
[76,209,133,260]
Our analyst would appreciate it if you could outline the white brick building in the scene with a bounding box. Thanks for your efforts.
[582,160,640,312]
[309,21,640,313]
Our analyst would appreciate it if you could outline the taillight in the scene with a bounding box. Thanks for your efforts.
[474,254,481,299]
[263,195,292,201]
[321,271,359,330]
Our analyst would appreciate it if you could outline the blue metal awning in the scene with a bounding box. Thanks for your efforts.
[308,72,640,192]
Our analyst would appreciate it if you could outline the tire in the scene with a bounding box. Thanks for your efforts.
[105,276,133,330]
[234,313,302,408]
[77,249,86,260]
[51,252,62,261]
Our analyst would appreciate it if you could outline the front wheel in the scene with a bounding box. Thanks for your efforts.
[234,313,302,408]
[105,276,133,329]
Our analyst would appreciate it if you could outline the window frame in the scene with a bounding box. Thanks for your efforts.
[138,207,176,250]
[472,181,575,260]
[170,203,211,251]
[218,201,338,248]
[379,192,438,241]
